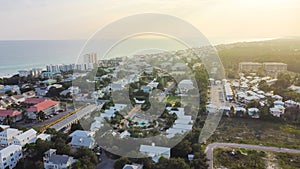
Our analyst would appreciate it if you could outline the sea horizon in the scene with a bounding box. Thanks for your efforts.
[0,37,284,78]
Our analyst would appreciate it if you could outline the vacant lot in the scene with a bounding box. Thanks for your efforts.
[214,147,266,169]
[214,147,300,169]
[207,117,300,149]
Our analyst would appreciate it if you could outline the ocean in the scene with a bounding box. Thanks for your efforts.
[0,40,85,77]
[0,37,276,77]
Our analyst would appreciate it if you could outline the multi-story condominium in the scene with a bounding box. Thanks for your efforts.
[26,99,59,120]
[18,70,30,77]
[262,62,287,73]
[98,58,123,67]
[30,68,43,77]
[239,62,287,74]
[0,145,22,169]
[46,63,94,73]
[84,53,98,64]
[239,62,263,72]
[0,128,22,147]
[13,129,37,147]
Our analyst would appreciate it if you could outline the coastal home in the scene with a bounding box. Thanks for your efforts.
[109,83,123,91]
[0,125,10,130]
[18,70,30,77]
[0,98,14,108]
[206,103,218,113]
[22,90,36,98]
[0,85,20,94]
[0,110,22,122]
[224,83,234,101]
[274,100,284,107]
[37,133,51,141]
[270,105,285,117]
[43,149,76,169]
[247,108,260,118]
[220,106,231,116]
[26,99,59,119]
[289,85,300,94]
[120,130,131,139]
[69,130,95,149]
[178,80,195,93]
[0,128,22,146]
[147,81,159,89]
[234,107,246,117]
[172,62,186,71]
[123,164,144,169]
[141,85,151,93]
[13,129,37,147]
[139,144,171,163]
[270,107,284,117]
[166,121,193,138]
[0,93,6,99]
[284,100,297,107]
[10,95,25,104]
[272,95,283,101]
[35,87,48,96]
[0,145,22,169]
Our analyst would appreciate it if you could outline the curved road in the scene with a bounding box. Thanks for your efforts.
[205,142,300,169]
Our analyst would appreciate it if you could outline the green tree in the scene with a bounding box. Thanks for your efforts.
[114,157,130,169]
[155,157,190,169]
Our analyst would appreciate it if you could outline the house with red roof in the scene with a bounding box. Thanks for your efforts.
[26,99,59,120]
[0,110,22,122]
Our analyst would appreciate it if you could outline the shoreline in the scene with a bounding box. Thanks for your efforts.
[0,37,292,78]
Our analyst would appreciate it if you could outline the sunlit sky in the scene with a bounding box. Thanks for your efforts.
[1,0,300,40]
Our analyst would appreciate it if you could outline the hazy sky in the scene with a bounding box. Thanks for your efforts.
[1,0,300,40]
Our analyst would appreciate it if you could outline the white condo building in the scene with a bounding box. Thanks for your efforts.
[0,129,22,147]
[0,145,22,169]
[13,129,37,147]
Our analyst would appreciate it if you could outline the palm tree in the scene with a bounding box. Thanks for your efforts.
[37,111,46,121]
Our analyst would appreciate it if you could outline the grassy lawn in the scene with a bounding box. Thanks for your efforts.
[207,117,300,149]
[166,95,181,104]
[214,147,266,169]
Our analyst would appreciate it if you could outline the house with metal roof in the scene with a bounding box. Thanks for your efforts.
[43,149,76,169]
[123,164,143,169]
[139,144,171,163]
[69,130,95,149]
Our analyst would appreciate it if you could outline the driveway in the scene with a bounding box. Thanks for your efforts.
[96,152,115,169]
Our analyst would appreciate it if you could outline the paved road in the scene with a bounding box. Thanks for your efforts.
[50,104,98,131]
[16,107,73,128]
[96,152,115,169]
[205,142,300,169]
[199,84,225,143]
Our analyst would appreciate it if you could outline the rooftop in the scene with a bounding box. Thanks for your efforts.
[0,109,22,117]
[27,99,58,112]
[49,154,71,164]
